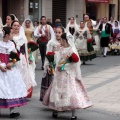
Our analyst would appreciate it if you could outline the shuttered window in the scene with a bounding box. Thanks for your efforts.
[52,0,66,27]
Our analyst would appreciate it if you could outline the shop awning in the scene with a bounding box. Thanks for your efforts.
[86,0,109,3]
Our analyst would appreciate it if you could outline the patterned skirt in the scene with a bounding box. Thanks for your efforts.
[43,71,92,111]
[0,97,27,108]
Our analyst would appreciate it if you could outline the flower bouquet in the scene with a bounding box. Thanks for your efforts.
[28,41,39,53]
[28,41,39,61]
[8,51,20,70]
[46,52,55,74]
[87,38,92,43]
[9,51,20,62]
[59,53,79,71]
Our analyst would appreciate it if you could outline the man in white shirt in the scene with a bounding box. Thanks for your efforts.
[34,16,55,70]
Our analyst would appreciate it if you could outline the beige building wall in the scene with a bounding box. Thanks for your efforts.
[66,0,84,24]
[42,0,52,21]
[97,0,118,20]
[97,3,109,19]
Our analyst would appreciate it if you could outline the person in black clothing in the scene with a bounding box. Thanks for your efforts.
[99,17,113,57]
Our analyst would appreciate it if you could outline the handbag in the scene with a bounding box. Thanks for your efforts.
[40,72,53,101]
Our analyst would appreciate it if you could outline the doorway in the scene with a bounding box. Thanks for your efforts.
[86,3,97,20]
[2,0,8,24]
[109,4,115,20]
[52,0,67,27]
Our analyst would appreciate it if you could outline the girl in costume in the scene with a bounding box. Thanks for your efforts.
[11,20,35,98]
[0,27,27,118]
[40,26,64,101]
[43,33,92,120]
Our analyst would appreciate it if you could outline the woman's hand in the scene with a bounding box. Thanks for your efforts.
[29,60,33,64]
[57,65,62,72]
[0,66,7,72]
[6,62,14,70]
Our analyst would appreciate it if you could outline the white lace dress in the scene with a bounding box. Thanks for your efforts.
[12,33,36,90]
[43,46,92,111]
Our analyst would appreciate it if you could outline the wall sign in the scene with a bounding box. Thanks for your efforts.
[86,0,109,3]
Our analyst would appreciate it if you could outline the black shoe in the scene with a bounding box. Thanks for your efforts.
[103,55,106,57]
[71,116,77,120]
[83,61,85,65]
[41,66,44,70]
[52,111,58,118]
[10,112,20,118]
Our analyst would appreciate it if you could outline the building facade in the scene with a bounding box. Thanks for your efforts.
[0,0,42,24]
[0,0,119,26]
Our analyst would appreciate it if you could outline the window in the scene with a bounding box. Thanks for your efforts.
[29,0,40,21]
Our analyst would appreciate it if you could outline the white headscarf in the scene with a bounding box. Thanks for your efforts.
[22,18,34,30]
[66,33,82,80]
[10,14,19,21]
[65,18,79,35]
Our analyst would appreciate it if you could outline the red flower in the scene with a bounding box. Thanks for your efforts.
[71,53,79,62]
[47,52,55,56]
[28,41,38,52]
[87,39,92,43]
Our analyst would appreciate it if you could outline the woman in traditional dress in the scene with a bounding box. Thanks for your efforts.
[112,21,120,41]
[66,17,79,38]
[22,18,38,63]
[108,16,115,27]
[40,26,64,101]
[22,18,37,85]
[75,21,96,64]
[93,20,100,52]
[43,33,92,120]
[4,14,25,35]
[11,20,35,98]
[108,21,120,54]
[0,27,27,118]
[4,15,14,27]
[22,18,35,42]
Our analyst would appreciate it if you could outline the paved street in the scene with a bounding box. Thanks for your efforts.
[0,54,120,120]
